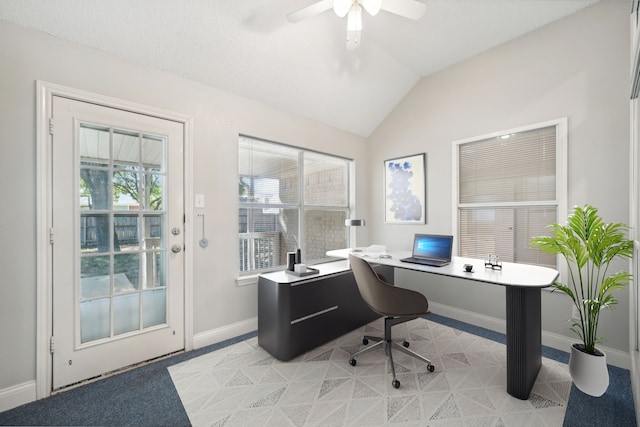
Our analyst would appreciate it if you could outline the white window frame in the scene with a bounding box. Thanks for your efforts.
[451,118,567,269]
[238,135,354,277]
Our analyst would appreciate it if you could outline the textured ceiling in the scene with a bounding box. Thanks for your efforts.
[0,0,599,136]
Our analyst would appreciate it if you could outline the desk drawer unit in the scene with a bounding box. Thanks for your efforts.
[289,278,338,321]
[257,262,390,362]
[258,274,339,361]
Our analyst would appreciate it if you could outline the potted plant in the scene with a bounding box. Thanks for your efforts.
[530,204,633,396]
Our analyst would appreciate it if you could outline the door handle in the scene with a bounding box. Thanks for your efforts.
[171,244,182,253]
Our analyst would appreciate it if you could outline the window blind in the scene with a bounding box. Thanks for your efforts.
[457,125,558,268]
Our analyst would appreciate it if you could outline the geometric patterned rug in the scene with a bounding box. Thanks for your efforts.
[168,317,572,426]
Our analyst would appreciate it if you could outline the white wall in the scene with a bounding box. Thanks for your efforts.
[366,1,632,360]
[0,19,368,401]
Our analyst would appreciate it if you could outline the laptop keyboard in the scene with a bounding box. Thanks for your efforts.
[401,257,448,267]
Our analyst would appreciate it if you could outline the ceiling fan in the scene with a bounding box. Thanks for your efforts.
[287,0,426,50]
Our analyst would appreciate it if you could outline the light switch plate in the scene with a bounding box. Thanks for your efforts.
[195,194,205,208]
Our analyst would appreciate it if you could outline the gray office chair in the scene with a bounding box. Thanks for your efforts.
[348,254,435,388]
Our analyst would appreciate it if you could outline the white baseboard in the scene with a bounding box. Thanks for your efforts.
[192,317,258,350]
[429,302,631,369]
[0,380,36,413]
[429,302,507,334]
[541,330,631,369]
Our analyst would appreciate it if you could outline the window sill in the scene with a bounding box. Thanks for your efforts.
[236,274,259,287]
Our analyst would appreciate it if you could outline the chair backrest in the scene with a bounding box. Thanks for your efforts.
[349,254,428,317]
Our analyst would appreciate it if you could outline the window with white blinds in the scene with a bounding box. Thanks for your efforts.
[238,136,352,273]
[455,120,566,268]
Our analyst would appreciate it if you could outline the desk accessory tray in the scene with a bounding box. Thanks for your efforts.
[285,267,320,277]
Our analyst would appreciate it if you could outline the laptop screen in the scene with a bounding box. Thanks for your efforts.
[412,234,453,261]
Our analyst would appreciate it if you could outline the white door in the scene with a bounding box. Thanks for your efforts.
[51,96,185,389]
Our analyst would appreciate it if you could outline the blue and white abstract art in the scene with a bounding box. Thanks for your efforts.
[384,153,426,224]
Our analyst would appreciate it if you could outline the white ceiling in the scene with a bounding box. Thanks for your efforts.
[0,0,599,137]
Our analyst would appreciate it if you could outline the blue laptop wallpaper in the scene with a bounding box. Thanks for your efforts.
[413,234,453,260]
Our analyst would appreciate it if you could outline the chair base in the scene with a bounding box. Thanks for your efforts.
[348,316,434,388]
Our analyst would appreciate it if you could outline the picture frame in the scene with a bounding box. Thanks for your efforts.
[384,153,426,224]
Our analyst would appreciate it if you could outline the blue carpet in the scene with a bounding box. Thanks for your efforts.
[0,317,636,426]
[0,332,256,426]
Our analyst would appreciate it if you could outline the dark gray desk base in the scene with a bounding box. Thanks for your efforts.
[506,287,542,400]
[258,264,394,361]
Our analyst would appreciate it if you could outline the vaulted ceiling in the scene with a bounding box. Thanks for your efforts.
[0,0,599,136]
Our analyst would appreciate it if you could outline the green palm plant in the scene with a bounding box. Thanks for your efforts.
[530,205,633,355]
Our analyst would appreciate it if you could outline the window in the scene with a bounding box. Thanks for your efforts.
[454,119,567,268]
[239,136,352,273]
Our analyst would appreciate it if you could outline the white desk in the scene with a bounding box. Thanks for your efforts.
[327,248,559,400]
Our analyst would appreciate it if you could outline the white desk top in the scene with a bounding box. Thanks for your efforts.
[259,259,351,285]
[326,248,558,288]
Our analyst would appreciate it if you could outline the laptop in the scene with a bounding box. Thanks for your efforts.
[400,234,453,267]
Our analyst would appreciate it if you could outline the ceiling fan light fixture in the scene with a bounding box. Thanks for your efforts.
[346,4,362,50]
[288,0,426,50]
[347,5,363,32]
[346,29,361,50]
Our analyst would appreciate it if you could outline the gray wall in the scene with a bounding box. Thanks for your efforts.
[367,1,631,355]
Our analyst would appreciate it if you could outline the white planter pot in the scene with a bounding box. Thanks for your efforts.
[569,343,609,397]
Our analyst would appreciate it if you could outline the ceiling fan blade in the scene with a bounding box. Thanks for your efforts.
[287,0,334,23]
[380,0,426,20]
[361,0,382,16]
[333,0,353,18]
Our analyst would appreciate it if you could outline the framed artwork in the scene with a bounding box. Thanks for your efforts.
[384,153,426,224]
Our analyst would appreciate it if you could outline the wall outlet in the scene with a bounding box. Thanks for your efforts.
[571,304,581,320]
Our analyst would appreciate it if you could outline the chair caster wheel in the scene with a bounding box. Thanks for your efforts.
[362,338,369,345]
[392,379,400,389]
[349,358,357,366]
[427,364,435,372]
[402,341,410,348]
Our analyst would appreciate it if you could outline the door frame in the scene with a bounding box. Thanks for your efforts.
[36,81,194,398]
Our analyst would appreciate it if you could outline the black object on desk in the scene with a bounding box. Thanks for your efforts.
[285,267,319,277]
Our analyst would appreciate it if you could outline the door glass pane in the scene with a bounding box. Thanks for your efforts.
[143,215,163,249]
[114,293,140,335]
[80,125,110,167]
[80,299,110,343]
[80,256,110,299]
[78,124,168,344]
[114,253,139,293]
[81,214,110,253]
[80,169,111,211]
[142,173,163,211]
[143,136,164,172]
[143,251,165,289]
[115,214,139,251]
[113,170,140,209]
[143,289,166,328]
[113,131,139,168]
